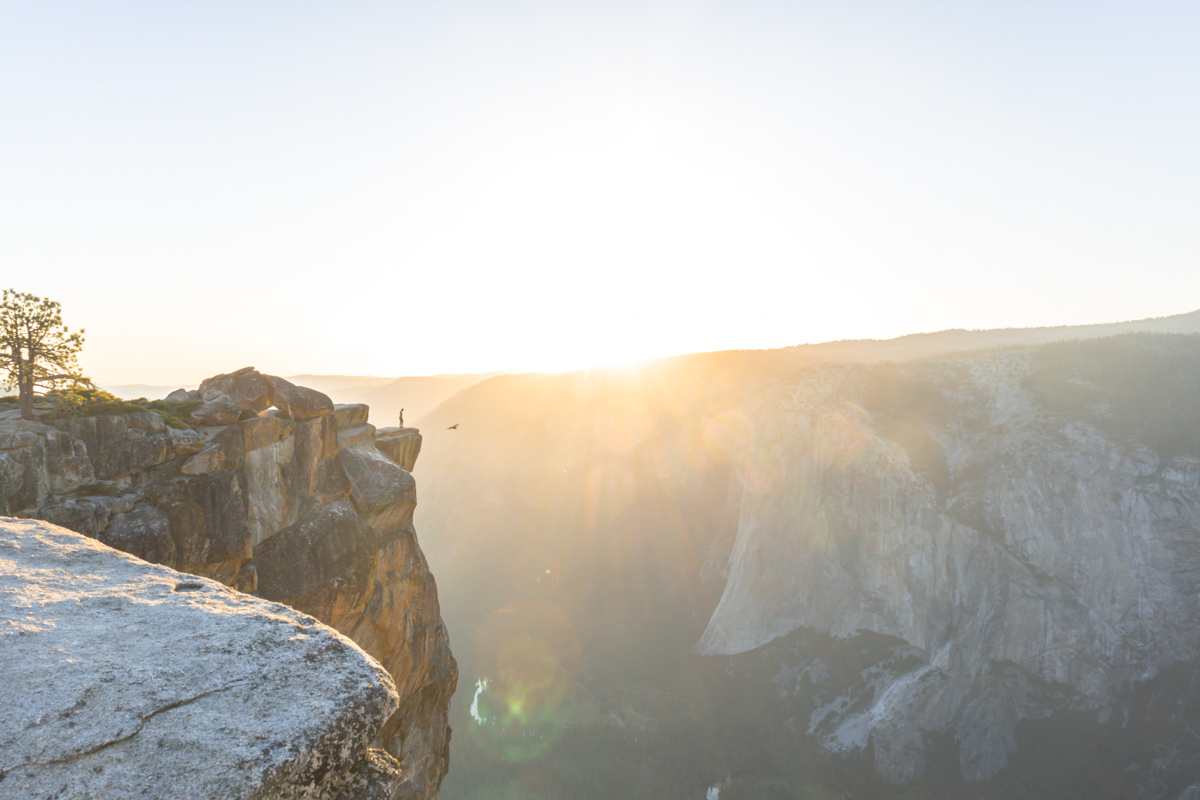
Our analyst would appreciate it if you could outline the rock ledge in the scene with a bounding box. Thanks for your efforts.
[0,517,400,800]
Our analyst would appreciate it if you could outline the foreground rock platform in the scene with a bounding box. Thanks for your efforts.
[0,517,400,800]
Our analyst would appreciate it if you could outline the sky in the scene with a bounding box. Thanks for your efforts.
[3,1,1199,384]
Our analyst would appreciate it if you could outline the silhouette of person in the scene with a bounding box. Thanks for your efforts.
[399,408,404,427]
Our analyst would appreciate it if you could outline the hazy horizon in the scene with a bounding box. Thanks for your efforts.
[6,1,1199,385]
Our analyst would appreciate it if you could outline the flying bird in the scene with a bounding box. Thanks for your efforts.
[447,423,459,430]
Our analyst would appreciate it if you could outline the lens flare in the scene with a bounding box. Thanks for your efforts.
[468,600,582,764]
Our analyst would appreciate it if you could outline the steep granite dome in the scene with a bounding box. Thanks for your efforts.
[0,368,456,800]
[0,518,400,800]
[699,335,1200,782]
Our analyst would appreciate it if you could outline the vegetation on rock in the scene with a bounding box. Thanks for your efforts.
[43,385,199,429]
[0,289,89,420]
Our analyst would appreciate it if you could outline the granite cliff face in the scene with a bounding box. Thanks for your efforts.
[698,336,1200,783]
[0,368,457,800]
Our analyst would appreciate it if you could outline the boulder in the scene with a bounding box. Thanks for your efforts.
[190,394,239,426]
[141,472,252,582]
[168,426,206,456]
[0,425,49,512]
[57,412,171,482]
[25,496,113,538]
[265,375,334,421]
[203,367,273,413]
[337,423,377,452]
[208,423,245,473]
[340,447,417,535]
[165,388,191,403]
[375,427,423,472]
[334,403,370,429]
[255,499,377,602]
[0,419,95,511]
[43,426,94,492]
[241,414,293,452]
[181,444,222,475]
[100,502,177,568]
[0,518,401,800]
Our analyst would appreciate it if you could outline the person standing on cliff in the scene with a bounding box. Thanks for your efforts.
[398,408,404,427]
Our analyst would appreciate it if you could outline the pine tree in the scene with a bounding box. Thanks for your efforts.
[0,290,88,420]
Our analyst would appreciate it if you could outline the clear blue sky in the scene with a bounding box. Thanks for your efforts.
[3,1,1198,383]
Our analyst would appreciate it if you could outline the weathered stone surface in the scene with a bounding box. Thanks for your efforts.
[266,374,334,420]
[142,472,252,577]
[181,443,222,475]
[0,518,401,800]
[256,499,377,602]
[242,414,294,452]
[356,524,456,800]
[334,403,370,429]
[0,418,94,512]
[699,352,1200,782]
[376,427,423,472]
[25,496,115,538]
[0,425,48,512]
[271,513,457,800]
[100,502,177,568]
[128,454,187,492]
[338,423,377,452]
[210,423,245,473]
[340,446,417,535]
[230,369,271,412]
[198,367,271,414]
[243,417,299,547]
[165,388,191,402]
[43,426,93,492]
[190,394,240,426]
[168,426,206,456]
[296,414,346,502]
[59,412,172,481]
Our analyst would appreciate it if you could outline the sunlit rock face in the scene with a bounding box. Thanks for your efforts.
[0,370,455,800]
[0,518,401,800]
[699,338,1200,782]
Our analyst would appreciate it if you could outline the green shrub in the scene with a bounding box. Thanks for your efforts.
[44,387,199,429]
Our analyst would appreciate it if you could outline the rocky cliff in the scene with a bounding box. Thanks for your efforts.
[0,518,401,800]
[698,335,1200,784]
[0,367,457,800]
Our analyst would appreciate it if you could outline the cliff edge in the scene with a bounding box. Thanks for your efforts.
[0,518,400,799]
[0,368,457,800]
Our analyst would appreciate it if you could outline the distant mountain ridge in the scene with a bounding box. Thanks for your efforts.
[409,310,1200,800]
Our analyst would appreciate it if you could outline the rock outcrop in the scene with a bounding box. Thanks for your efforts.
[376,427,423,472]
[0,517,400,800]
[0,368,456,800]
[699,339,1200,783]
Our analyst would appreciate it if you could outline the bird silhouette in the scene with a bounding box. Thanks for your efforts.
[447,423,459,430]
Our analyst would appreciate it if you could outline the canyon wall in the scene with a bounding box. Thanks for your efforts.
[699,338,1200,783]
